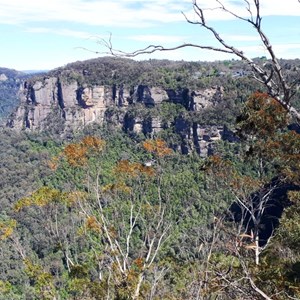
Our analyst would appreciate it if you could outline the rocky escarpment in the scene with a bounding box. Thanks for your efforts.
[7,75,232,155]
[8,77,223,127]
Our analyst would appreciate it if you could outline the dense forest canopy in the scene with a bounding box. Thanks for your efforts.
[1,0,300,298]
[0,0,299,298]
[0,52,299,299]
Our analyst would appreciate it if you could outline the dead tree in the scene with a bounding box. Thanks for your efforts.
[97,0,300,122]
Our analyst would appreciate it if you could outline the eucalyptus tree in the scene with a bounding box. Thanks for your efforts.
[99,0,300,122]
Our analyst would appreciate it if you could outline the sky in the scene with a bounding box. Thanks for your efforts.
[1,0,300,71]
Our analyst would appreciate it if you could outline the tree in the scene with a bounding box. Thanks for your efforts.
[13,136,179,299]
[99,0,300,121]
[199,91,300,300]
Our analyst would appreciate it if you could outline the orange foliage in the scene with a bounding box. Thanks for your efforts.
[63,136,105,167]
[237,92,300,184]
[206,155,234,176]
[63,143,88,167]
[65,191,87,205]
[206,155,261,196]
[264,130,300,184]
[85,216,102,233]
[133,257,144,270]
[114,160,155,177]
[81,136,106,152]
[238,92,288,138]
[102,182,132,194]
[143,139,172,157]
[229,175,262,198]
[47,156,59,171]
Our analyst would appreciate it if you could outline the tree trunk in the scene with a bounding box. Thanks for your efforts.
[132,272,144,300]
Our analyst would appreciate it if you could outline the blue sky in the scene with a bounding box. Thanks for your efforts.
[1,0,300,71]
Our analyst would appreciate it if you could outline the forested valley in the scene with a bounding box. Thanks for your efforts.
[0,54,299,300]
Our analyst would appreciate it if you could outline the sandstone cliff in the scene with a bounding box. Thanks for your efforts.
[7,58,246,156]
[8,76,222,127]
[7,71,232,155]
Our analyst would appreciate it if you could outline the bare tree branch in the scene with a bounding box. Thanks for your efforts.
[94,0,300,122]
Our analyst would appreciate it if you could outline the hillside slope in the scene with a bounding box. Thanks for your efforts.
[7,57,264,155]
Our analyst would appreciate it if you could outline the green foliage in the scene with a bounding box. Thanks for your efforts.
[0,218,16,240]
[0,128,221,298]
[4,110,297,298]
[278,191,300,253]
[0,68,25,119]
[24,259,57,299]
[1,56,300,298]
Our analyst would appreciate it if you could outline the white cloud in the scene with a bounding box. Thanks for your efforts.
[235,42,300,59]
[1,0,299,70]
[272,43,300,58]
[184,0,300,21]
[0,0,189,27]
[0,0,299,28]
[25,27,103,39]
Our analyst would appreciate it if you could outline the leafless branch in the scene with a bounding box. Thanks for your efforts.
[239,257,273,300]
[93,0,300,121]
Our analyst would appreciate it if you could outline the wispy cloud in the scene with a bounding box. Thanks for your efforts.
[24,27,102,39]
[0,0,189,27]
[1,0,299,70]
[184,0,300,21]
[238,42,300,58]
[272,43,300,57]
[0,0,299,28]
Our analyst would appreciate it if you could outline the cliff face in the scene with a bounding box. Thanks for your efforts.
[7,75,230,155]
[8,77,109,130]
[8,76,222,129]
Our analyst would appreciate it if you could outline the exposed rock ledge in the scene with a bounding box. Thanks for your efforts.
[7,76,230,155]
[8,76,223,131]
